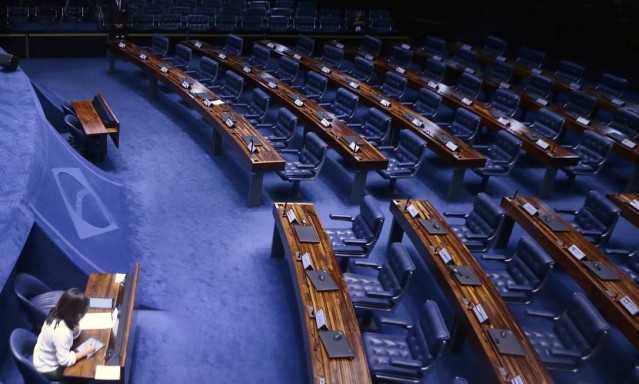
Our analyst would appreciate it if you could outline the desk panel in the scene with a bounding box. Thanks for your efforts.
[607,193,639,228]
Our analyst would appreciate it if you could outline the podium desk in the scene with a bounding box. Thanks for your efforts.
[271,202,371,384]
[387,199,553,384]
[64,264,139,384]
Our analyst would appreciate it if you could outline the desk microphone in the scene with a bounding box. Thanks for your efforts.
[282,201,288,216]
[511,189,519,199]
[404,197,412,212]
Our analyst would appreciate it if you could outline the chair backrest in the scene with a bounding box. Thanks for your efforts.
[10,328,51,384]
[485,60,513,84]
[507,237,554,289]
[360,107,391,145]
[351,195,385,248]
[151,33,169,56]
[187,15,211,31]
[221,70,244,98]
[224,33,243,55]
[456,72,482,99]
[174,44,192,68]
[532,108,565,140]
[294,34,315,55]
[597,73,627,98]
[278,56,299,80]
[422,36,446,57]
[566,90,597,118]
[448,108,480,142]
[574,190,620,242]
[389,45,412,68]
[350,56,374,83]
[483,35,506,56]
[525,74,553,99]
[360,34,382,56]
[517,46,545,69]
[248,88,270,119]
[574,131,612,170]
[491,88,520,117]
[410,300,450,368]
[298,131,328,171]
[14,273,55,329]
[555,292,609,357]
[294,15,316,32]
[332,87,359,120]
[378,242,415,293]
[423,57,446,83]
[487,130,522,166]
[380,71,407,99]
[304,71,327,99]
[200,56,219,81]
[320,43,343,68]
[272,107,298,141]
[555,59,585,84]
[269,15,291,31]
[466,192,505,242]
[394,129,427,169]
[453,47,477,69]
[608,108,639,138]
[414,87,442,117]
[249,43,270,68]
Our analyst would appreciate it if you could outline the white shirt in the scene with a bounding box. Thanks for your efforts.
[33,320,80,373]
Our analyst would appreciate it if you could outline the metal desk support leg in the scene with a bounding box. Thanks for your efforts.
[447,168,466,201]
[539,166,558,198]
[350,170,368,204]
[247,172,264,207]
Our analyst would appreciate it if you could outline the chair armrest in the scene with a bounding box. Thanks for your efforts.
[579,229,603,237]
[435,122,450,127]
[473,144,490,150]
[232,103,248,107]
[279,149,300,154]
[523,122,532,127]
[353,261,382,270]
[365,290,395,299]
[296,164,316,169]
[346,123,363,129]
[377,316,412,329]
[342,238,368,246]
[389,358,423,369]
[290,84,303,90]
[553,208,577,215]
[397,161,416,167]
[329,214,354,221]
[465,233,489,240]
[506,284,533,292]
[526,309,557,319]
[400,101,414,106]
[549,348,582,359]
[443,212,468,218]
[318,102,332,107]
[376,145,395,151]
[254,123,275,128]
[605,248,631,256]
[481,254,509,261]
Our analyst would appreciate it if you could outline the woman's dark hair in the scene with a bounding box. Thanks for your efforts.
[46,288,90,329]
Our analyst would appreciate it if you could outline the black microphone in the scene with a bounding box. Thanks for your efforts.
[404,197,412,212]
[282,201,288,216]
[512,189,519,199]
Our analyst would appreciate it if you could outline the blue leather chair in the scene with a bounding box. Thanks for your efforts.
[10,328,70,384]
[232,88,270,124]
[420,35,447,58]
[524,73,553,100]
[407,87,442,120]
[359,34,382,57]
[524,292,609,371]
[527,108,565,141]
[564,89,598,119]
[608,107,639,140]
[605,247,639,284]
[325,195,385,271]
[216,70,244,103]
[14,273,64,332]
[247,43,271,69]
[223,33,243,56]
[421,57,447,83]
[344,242,415,320]
[450,47,477,72]
[596,72,627,98]
[277,131,328,195]
[481,236,555,303]
[320,43,344,68]
[187,14,211,32]
[560,131,613,182]
[269,55,300,85]
[554,59,585,84]
[375,71,408,101]
[362,300,450,383]
[255,107,298,150]
[348,55,375,83]
[298,70,327,102]
[453,72,482,100]
[483,35,506,56]
[471,130,523,191]
[293,34,315,56]
[347,107,392,147]
[439,108,481,144]
[376,129,427,192]
[195,56,221,87]
[168,44,194,72]
[443,192,506,252]
[484,60,513,85]
[516,46,545,69]
[488,88,521,118]
[388,45,415,71]
[144,33,169,57]
[322,87,359,122]
[554,190,620,246]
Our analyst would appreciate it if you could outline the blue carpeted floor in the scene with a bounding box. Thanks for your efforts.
[2,51,638,384]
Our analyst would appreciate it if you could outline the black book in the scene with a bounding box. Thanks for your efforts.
[306,270,338,291]
[418,218,448,235]
[341,135,363,146]
[582,260,621,281]
[318,331,354,358]
[449,265,482,286]
[293,225,320,243]
[242,135,262,146]
[488,328,526,357]
[537,215,570,232]
[524,131,540,141]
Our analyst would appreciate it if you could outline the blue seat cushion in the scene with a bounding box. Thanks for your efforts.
[363,332,426,379]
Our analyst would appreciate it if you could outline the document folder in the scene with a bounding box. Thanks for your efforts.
[220,111,237,122]
[242,135,263,146]
[293,225,320,243]
[449,265,482,286]
[537,215,570,232]
[418,218,448,235]
[488,328,526,357]
[582,260,621,281]
[306,270,338,291]
[319,331,354,358]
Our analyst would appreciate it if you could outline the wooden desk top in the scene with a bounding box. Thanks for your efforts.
[271,202,371,384]
[259,39,486,170]
[72,92,120,148]
[389,199,553,384]
[107,40,285,173]
[607,193,639,228]
[183,40,388,172]
[64,264,139,381]
[500,196,639,351]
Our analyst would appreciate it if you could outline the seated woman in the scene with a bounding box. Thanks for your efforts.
[32,288,96,381]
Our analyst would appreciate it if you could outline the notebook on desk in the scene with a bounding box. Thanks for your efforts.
[582,260,621,281]
[537,215,570,232]
[418,218,448,235]
[341,136,363,146]
[293,225,320,243]
[242,135,263,146]
[220,112,237,122]
[319,330,354,358]
[488,328,526,357]
[449,265,482,286]
[306,270,338,291]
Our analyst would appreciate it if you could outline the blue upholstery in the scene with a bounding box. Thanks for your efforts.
[517,46,545,69]
[241,14,266,31]
[608,108,639,139]
[421,36,447,58]
[299,71,327,102]
[256,107,298,150]
[454,72,482,99]
[248,44,271,68]
[217,70,244,102]
[320,43,344,68]
[271,56,299,85]
[524,292,609,371]
[324,195,385,270]
[214,14,238,33]
[294,15,316,32]
[410,88,442,119]
[483,35,506,56]
[326,87,359,121]
[293,34,315,56]
[421,58,446,83]
[388,46,413,69]
[159,14,182,30]
[187,15,211,32]
[348,56,375,83]
[146,34,169,57]
[524,74,553,100]
[377,130,427,192]
[530,108,565,141]
[490,88,520,118]
[10,328,70,384]
[555,60,585,84]
[277,132,328,195]
[556,190,620,246]
[560,131,613,181]
[268,15,291,32]
[170,44,192,70]
[451,47,477,71]
[344,242,415,311]
[483,237,555,302]
[196,56,221,87]
[484,60,513,84]
[232,88,270,124]
[318,14,341,33]
[360,34,382,56]
[596,73,627,98]
[472,130,522,191]
[565,90,597,118]
[441,108,481,144]
[223,33,243,56]
[14,273,64,331]
[362,300,450,383]
[348,107,392,147]
[607,248,639,283]
[444,192,505,251]
[377,71,407,101]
